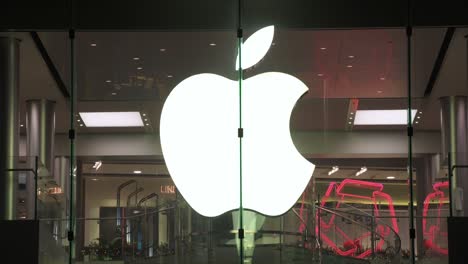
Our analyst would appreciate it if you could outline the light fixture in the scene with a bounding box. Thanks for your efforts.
[167,75,173,78]
[111,92,117,96]
[317,73,324,77]
[90,43,97,47]
[145,123,149,126]
[348,55,355,58]
[350,112,354,115]
[137,67,143,70]
[328,166,339,176]
[320,47,327,50]
[79,112,144,127]
[386,176,395,179]
[354,109,417,125]
[349,117,353,120]
[160,48,166,52]
[133,57,140,60]
[106,80,111,83]
[348,121,352,124]
[346,65,353,68]
[19,216,26,219]
[144,118,148,121]
[417,116,421,119]
[20,124,24,127]
[209,43,216,46]
[377,90,383,94]
[415,121,419,124]
[380,77,386,81]
[79,124,84,127]
[133,170,142,174]
[92,161,102,171]
[91,178,99,181]
[355,167,367,176]
[142,113,146,116]
[419,111,423,114]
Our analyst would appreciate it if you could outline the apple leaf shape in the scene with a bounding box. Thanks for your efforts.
[235,25,274,70]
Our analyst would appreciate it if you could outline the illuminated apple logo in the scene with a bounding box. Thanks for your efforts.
[160,26,315,217]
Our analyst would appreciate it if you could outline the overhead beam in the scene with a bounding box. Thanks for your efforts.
[29,32,70,99]
[424,27,456,97]
[1,1,468,30]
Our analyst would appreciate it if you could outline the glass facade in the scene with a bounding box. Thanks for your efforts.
[1,3,468,264]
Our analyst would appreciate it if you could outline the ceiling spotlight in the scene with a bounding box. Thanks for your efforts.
[20,124,24,127]
[348,121,352,125]
[167,75,173,78]
[386,176,395,179]
[346,65,353,68]
[415,121,419,124]
[355,167,367,176]
[328,166,339,176]
[77,119,81,122]
[348,55,355,58]
[111,92,117,96]
[419,111,423,114]
[90,43,97,47]
[145,123,150,126]
[137,67,143,70]
[209,43,216,46]
[144,118,148,121]
[350,112,354,115]
[142,113,146,117]
[377,90,383,94]
[160,48,166,52]
[133,57,140,60]
[349,117,353,120]
[320,47,326,50]
[317,73,324,77]
[133,170,142,174]
[271,42,276,46]
[106,80,111,83]
[79,124,84,127]
[417,116,421,119]
[380,77,386,81]
[91,178,99,181]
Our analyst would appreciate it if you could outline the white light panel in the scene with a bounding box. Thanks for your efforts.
[354,109,417,125]
[79,112,144,127]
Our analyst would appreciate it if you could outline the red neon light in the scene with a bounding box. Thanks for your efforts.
[315,178,399,259]
[422,181,448,255]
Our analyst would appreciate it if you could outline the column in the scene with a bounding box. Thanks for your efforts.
[26,99,56,218]
[0,37,20,220]
[440,96,468,216]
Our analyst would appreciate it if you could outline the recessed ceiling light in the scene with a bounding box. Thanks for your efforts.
[346,65,353,68]
[209,43,216,46]
[105,80,111,83]
[144,118,148,121]
[79,112,145,127]
[167,75,173,78]
[111,92,117,96]
[380,77,386,81]
[20,124,24,127]
[80,124,84,127]
[348,121,352,124]
[133,57,140,60]
[355,167,367,176]
[419,111,423,114]
[349,117,353,120]
[137,67,143,70]
[91,178,99,181]
[90,43,97,47]
[354,109,417,125]
[417,116,421,119]
[415,121,419,124]
[320,47,326,50]
[133,170,142,174]
[271,42,276,46]
[386,176,395,179]
[145,123,150,126]
[348,55,355,58]
[77,119,81,122]
[142,113,146,117]
[328,166,339,176]
[350,112,354,115]
[317,73,324,77]
[377,90,383,94]
[160,48,166,52]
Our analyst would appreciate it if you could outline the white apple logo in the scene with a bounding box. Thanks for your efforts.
[160,26,315,217]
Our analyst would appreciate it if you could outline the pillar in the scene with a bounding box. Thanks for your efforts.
[440,96,468,216]
[26,99,56,218]
[0,37,20,220]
